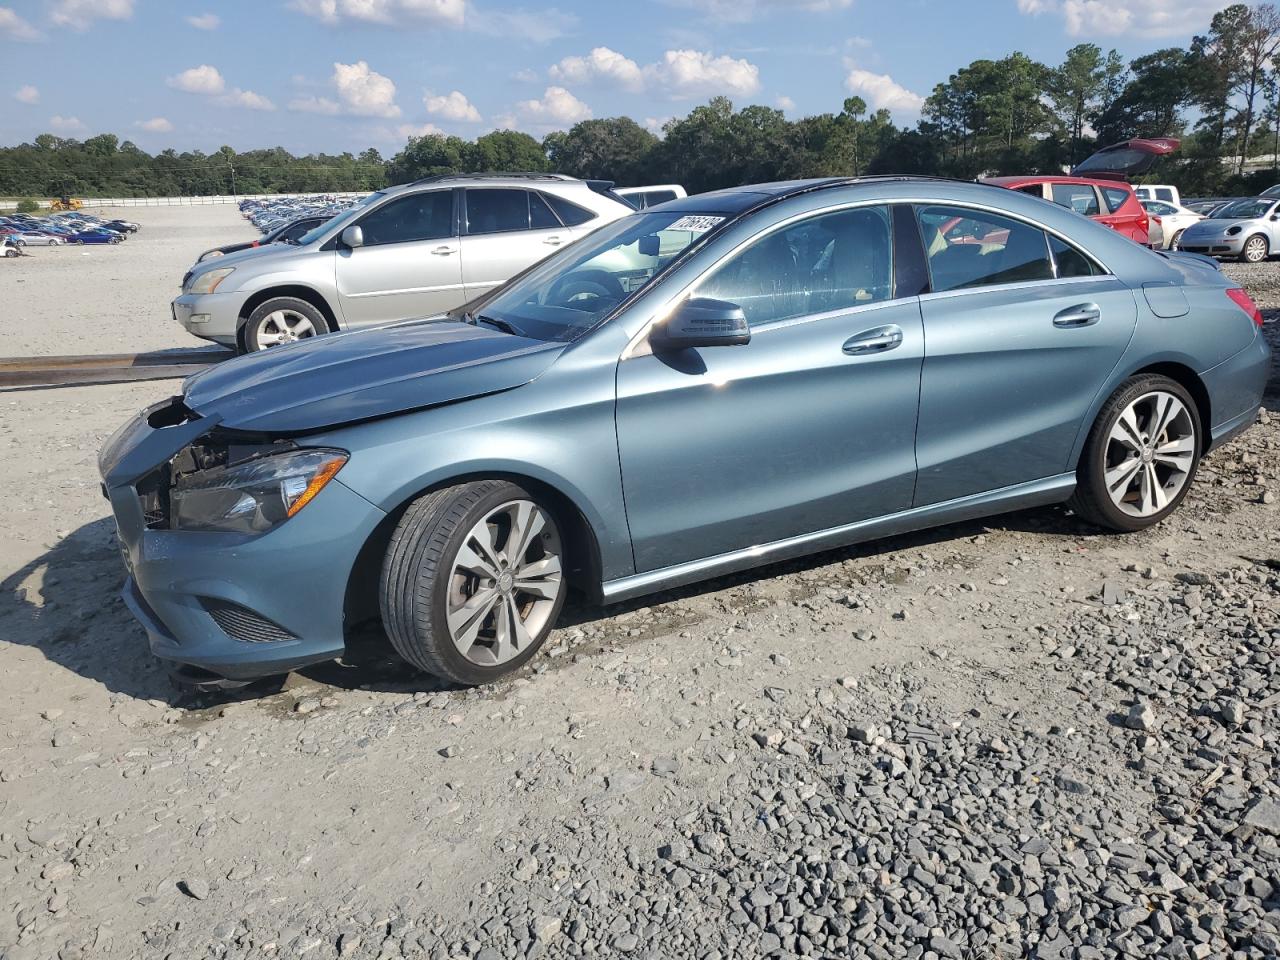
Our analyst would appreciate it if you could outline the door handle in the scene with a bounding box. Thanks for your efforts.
[1053,303,1100,327]
[842,324,904,356]
[431,245,456,256]
[543,236,563,246]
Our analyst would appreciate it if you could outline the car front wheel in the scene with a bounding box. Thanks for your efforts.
[1242,234,1269,263]
[241,296,327,353]
[1070,375,1201,532]
[380,481,568,685]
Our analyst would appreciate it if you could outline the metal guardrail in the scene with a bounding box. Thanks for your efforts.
[0,192,367,211]
[0,348,231,389]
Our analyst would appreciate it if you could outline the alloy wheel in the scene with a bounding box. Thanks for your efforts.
[1245,235,1268,263]
[1103,391,1196,518]
[255,309,317,347]
[446,500,563,667]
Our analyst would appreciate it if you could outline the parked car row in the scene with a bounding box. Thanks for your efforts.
[0,210,138,247]
[239,195,363,235]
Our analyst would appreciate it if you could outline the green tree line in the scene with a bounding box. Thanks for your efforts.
[5,3,1280,201]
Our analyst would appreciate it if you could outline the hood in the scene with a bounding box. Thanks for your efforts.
[1071,137,1179,181]
[183,319,565,433]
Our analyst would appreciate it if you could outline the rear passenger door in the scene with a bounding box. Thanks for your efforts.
[459,188,570,300]
[912,204,1138,505]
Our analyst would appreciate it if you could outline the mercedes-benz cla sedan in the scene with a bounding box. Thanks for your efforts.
[101,177,1272,687]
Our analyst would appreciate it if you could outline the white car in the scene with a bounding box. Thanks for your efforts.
[616,184,688,209]
[1141,199,1202,250]
[1135,184,1182,207]
[1,236,19,258]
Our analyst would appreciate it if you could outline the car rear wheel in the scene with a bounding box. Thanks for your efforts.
[380,481,567,686]
[242,297,327,353]
[1242,234,1269,263]
[1069,374,1200,532]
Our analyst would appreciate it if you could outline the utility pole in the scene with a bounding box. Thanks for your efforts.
[228,157,237,197]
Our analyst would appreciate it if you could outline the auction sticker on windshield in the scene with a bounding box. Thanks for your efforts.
[667,216,725,232]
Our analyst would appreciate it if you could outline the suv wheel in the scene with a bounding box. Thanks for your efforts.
[380,481,567,685]
[242,297,328,353]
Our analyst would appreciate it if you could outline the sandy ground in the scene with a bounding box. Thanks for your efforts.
[0,208,1278,960]
[0,205,252,357]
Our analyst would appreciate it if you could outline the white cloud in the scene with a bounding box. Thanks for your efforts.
[469,7,577,44]
[0,7,42,40]
[290,0,466,26]
[289,62,401,118]
[186,12,220,30]
[49,115,86,133]
[844,65,924,114]
[775,94,795,112]
[644,116,672,136]
[136,117,174,132]
[168,65,226,95]
[219,89,276,111]
[49,0,133,30]
[289,96,342,115]
[666,0,851,23]
[548,47,761,100]
[515,86,592,126]
[397,122,446,139]
[13,85,39,105]
[648,49,761,99]
[550,47,645,92]
[1017,0,1231,37]
[512,68,540,83]
[332,61,401,117]
[424,90,481,122]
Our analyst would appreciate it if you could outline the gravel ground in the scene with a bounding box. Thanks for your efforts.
[0,211,1279,960]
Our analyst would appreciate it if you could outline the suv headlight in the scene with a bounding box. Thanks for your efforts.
[188,266,235,294]
[171,448,348,533]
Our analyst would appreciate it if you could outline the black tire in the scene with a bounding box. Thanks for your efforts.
[1241,234,1269,263]
[1069,374,1201,532]
[1170,229,1184,249]
[379,481,568,686]
[240,296,328,354]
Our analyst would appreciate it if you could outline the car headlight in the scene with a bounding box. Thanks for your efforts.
[1227,225,1243,236]
[188,266,235,294]
[171,448,348,533]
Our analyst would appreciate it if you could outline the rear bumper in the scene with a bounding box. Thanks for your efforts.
[1203,332,1272,452]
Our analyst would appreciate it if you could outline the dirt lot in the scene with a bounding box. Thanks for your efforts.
[1,207,1279,960]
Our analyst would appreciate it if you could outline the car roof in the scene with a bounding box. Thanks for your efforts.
[982,175,1133,190]
[655,176,964,216]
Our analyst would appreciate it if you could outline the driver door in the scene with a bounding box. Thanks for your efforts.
[334,189,462,327]
[615,205,924,572]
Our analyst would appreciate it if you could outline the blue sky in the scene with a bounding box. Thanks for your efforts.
[1,0,1235,154]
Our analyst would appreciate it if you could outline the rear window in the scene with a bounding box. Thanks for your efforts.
[1100,186,1133,214]
[543,193,596,226]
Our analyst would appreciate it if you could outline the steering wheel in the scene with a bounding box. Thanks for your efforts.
[547,270,626,310]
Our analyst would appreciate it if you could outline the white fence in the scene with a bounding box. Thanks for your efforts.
[1,192,367,211]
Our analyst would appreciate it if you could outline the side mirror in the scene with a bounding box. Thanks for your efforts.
[341,225,364,249]
[651,297,750,350]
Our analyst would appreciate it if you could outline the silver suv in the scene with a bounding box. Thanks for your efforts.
[173,174,634,352]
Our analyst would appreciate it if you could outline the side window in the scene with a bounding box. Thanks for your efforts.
[1100,186,1131,213]
[1050,183,1100,216]
[543,192,597,226]
[466,189,530,235]
[1048,235,1101,279]
[529,191,561,229]
[916,205,1053,292]
[357,191,453,246]
[695,205,894,327]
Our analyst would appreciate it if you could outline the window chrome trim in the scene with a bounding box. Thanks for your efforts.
[917,272,1119,304]
[620,195,1118,360]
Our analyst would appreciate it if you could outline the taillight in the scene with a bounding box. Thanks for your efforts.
[1226,287,1264,327]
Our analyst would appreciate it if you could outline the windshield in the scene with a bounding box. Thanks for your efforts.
[1217,198,1274,220]
[297,193,379,245]
[476,210,726,342]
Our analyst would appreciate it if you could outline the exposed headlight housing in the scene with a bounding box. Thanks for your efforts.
[1227,225,1243,236]
[188,266,235,294]
[171,447,348,534]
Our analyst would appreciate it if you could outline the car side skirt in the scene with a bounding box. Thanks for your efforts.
[601,473,1077,603]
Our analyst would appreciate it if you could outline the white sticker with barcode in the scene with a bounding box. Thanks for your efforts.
[667,215,725,232]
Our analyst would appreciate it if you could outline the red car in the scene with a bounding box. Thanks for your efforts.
[982,138,1179,247]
